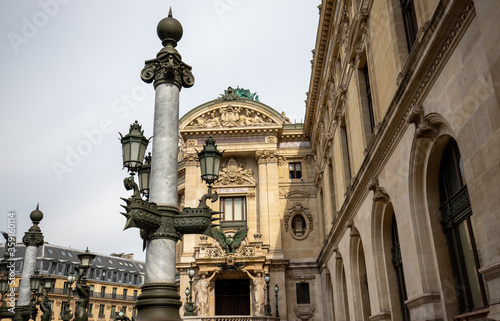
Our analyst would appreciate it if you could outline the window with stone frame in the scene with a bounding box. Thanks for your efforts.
[401,0,418,51]
[296,283,310,304]
[98,305,105,318]
[439,139,488,313]
[289,162,302,179]
[110,305,116,318]
[220,196,247,222]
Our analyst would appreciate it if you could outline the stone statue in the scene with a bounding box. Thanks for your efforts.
[40,296,52,321]
[243,269,266,316]
[73,271,90,321]
[195,271,218,316]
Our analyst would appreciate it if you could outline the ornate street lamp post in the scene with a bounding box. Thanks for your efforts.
[264,274,271,316]
[60,273,76,321]
[15,206,45,321]
[183,268,196,316]
[274,284,280,318]
[118,8,232,321]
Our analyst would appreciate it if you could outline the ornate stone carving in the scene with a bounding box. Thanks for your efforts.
[293,306,315,321]
[184,152,198,165]
[214,158,255,186]
[265,136,277,143]
[367,178,390,203]
[284,202,313,240]
[346,219,360,237]
[406,104,439,141]
[255,150,278,164]
[186,105,276,129]
[304,154,314,165]
[186,139,197,146]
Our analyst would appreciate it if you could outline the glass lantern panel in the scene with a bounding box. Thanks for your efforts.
[130,142,140,162]
[207,157,214,175]
[122,143,131,163]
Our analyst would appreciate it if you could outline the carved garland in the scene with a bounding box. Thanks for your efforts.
[284,202,314,240]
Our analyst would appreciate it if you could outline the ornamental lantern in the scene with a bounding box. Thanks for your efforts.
[120,121,150,172]
[197,137,223,187]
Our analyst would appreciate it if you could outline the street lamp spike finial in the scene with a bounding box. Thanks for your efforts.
[169,7,172,17]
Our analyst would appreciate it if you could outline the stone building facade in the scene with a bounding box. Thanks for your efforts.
[3,243,144,321]
[176,1,500,320]
[306,0,500,321]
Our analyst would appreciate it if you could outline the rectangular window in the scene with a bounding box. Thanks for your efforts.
[89,285,94,296]
[132,307,137,318]
[121,306,127,313]
[296,283,310,304]
[63,282,69,295]
[363,64,375,133]
[110,305,116,318]
[100,286,106,298]
[98,305,105,318]
[401,0,418,51]
[289,162,302,179]
[123,289,128,300]
[340,123,352,187]
[133,290,138,300]
[221,197,246,221]
[112,287,117,299]
[88,304,93,317]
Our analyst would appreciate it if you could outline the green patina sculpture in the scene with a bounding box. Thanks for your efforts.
[211,226,248,254]
[217,86,259,102]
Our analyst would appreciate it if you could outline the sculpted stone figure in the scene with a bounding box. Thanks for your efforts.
[195,271,218,316]
[243,269,266,316]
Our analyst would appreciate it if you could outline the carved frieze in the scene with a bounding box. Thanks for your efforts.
[185,105,277,129]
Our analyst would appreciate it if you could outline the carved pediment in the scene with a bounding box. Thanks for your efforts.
[214,158,256,186]
[185,104,279,129]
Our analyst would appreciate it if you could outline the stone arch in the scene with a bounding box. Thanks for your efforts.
[408,112,457,318]
[334,253,351,321]
[370,185,407,321]
[349,227,370,321]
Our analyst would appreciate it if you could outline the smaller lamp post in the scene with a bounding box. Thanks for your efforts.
[138,152,152,199]
[184,268,196,316]
[274,284,279,318]
[29,270,42,321]
[264,274,271,316]
[61,273,76,321]
[77,248,96,279]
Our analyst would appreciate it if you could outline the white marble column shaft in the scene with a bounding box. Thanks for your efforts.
[145,82,180,284]
[17,245,38,305]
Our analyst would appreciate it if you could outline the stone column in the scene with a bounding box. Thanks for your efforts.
[265,152,283,258]
[256,151,269,245]
[137,9,194,321]
[16,206,44,321]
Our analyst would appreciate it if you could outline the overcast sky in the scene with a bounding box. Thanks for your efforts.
[0,1,319,261]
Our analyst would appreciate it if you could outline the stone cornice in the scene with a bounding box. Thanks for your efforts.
[317,0,476,266]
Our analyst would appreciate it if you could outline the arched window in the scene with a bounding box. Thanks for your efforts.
[439,139,488,313]
[391,215,410,321]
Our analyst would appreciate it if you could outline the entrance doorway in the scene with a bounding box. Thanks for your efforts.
[215,279,250,315]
